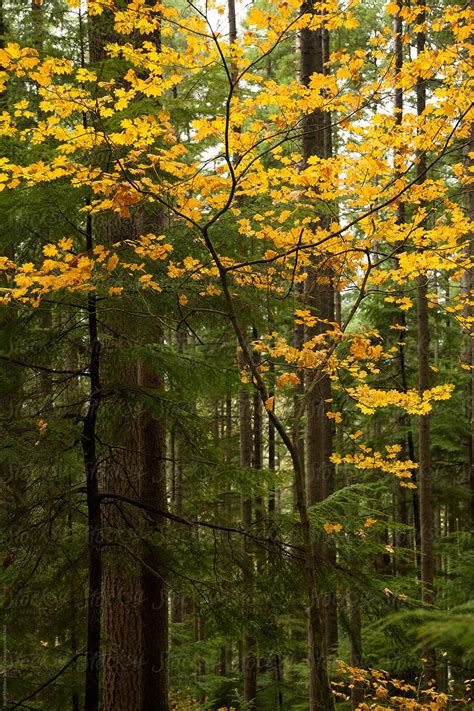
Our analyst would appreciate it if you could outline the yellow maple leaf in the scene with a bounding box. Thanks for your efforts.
[43,244,58,257]
[106,254,119,271]
[323,523,343,534]
[265,396,274,412]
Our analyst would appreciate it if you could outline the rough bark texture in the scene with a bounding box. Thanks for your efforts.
[299,2,336,707]
[101,374,143,711]
[87,4,169,705]
[301,0,338,670]
[88,7,113,64]
[101,315,169,711]
[100,239,170,710]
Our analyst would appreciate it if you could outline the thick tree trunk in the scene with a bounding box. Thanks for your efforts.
[298,2,337,707]
[101,394,143,711]
[101,338,169,711]
[301,0,338,673]
[87,4,169,704]
[101,265,169,711]
[31,0,44,49]
[88,5,112,63]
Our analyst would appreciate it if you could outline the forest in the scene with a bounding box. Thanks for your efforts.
[0,0,472,708]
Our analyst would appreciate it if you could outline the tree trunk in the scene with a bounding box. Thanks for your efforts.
[293,285,305,513]
[217,259,334,711]
[87,4,169,704]
[300,0,338,670]
[228,0,258,702]
[138,360,169,711]
[463,66,474,531]
[392,0,420,569]
[82,212,102,711]
[468,126,474,534]
[416,0,436,682]
[101,388,143,711]
[240,378,258,708]
[100,253,170,711]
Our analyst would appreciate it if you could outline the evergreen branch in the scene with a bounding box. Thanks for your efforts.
[8,653,85,710]
[96,492,305,555]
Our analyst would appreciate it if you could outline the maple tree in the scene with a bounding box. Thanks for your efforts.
[0,0,472,708]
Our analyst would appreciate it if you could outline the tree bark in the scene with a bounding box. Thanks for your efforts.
[240,376,258,708]
[82,212,102,711]
[293,285,305,513]
[100,247,170,711]
[138,359,169,711]
[101,379,143,711]
[228,0,258,702]
[463,43,474,531]
[416,0,436,682]
[300,0,338,671]
[392,0,420,569]
[468,126,474,534]
[87,3,170,705]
